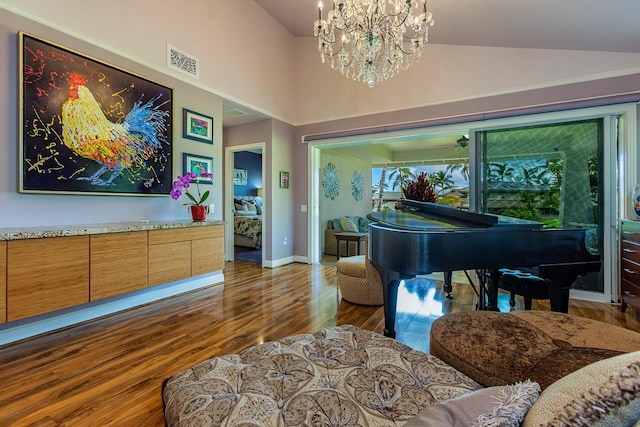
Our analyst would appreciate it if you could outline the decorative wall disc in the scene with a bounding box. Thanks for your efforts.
[322,162,340,200]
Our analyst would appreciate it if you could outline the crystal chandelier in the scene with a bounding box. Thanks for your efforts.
[314,0,434,88]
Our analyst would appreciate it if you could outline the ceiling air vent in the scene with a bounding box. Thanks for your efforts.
[167,44,199,79]
[224,108,250,118]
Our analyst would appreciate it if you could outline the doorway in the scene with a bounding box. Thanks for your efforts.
[225,143,266,265]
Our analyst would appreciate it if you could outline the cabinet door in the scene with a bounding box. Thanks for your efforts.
[7,236,89,321]
[90,231,148,301]
[148,241,191,286]
[192,226,225,276]
[0,242,6,324]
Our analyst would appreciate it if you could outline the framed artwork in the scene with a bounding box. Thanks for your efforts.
[183,153,213,181]
[280,171,290,189]
[19,32,173,196]
[182,108,213,144]
[233,168,248,185]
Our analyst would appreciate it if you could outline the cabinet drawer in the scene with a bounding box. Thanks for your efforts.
[622,279,640,309]
[621,239,640,264]
[148,225,221,245]
[622,230,640,245]
[621,258,640,285]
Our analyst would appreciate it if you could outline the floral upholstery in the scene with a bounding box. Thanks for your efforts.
[162,324,482,426]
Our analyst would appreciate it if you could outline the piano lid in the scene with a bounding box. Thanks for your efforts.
[367,200,544,231]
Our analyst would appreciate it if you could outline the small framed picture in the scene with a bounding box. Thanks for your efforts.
[183,108,213,144]
[233,168,248,185]
[183,153,213,182]
[280,171,290,189]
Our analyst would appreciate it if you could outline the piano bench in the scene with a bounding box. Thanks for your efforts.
[498,268,550,310]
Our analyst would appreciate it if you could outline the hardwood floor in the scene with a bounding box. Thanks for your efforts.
[0,261,639,426]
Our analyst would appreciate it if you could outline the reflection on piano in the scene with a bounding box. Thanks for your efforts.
[367,200,600,338]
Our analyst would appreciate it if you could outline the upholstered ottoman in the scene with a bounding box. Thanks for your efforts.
[163,325,483,426]
[336,254,384,305]
[430,311,640,390]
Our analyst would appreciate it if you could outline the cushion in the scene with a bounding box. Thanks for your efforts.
[332,218,342,230]
[336,255,366,278]
[245,203,257,213]
[523,351,640,427]
[234,210,256,217]
[405,380,540,427]
[255,204,262,215]
[234,203,247,212]
[339,216,358,232]
[358,216,370,233]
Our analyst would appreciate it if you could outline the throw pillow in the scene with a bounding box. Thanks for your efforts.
[339,216,358,232]
[332,218,342,230]
[358,216,370,233]
[246,203,257,213]
[255,204,262,215]
[405,380,540,427]
[523,350,640,427]
[234,203,248,212]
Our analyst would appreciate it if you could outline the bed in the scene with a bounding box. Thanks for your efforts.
[233,196,262,249]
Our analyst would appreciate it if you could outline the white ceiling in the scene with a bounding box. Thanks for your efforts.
[225,0,640,161]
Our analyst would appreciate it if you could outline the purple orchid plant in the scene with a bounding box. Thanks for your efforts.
[170,172,212,206]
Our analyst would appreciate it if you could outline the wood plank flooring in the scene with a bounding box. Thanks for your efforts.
[0,261,639,426]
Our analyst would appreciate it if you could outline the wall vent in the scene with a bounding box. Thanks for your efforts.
[167,44,199,79]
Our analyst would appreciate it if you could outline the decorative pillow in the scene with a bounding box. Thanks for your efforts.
[234,203,247,212]
[234,210,256,217]
[255,204,262,215]
[523,350,640,427]
[332,218,342,230]
[358,216,370,233]
[405,380,540,427]
[245,203,257,213]
[339,216,358,232]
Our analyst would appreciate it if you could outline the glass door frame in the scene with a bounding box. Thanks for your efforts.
[466,103,637,304]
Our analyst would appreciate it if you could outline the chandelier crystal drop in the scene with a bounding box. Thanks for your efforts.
[314,0,434,88]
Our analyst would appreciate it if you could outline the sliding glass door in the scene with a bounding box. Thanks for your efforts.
[478,119,604,293]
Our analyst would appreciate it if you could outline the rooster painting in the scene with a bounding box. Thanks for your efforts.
[61,72,170,186]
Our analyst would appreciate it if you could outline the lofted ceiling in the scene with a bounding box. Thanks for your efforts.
[224,0,640,164]
[254,0,640,53]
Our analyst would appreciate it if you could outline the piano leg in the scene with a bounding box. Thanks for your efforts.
[443,271,453,299]
[382,278,401,338]
[547,286,570,313]
[481,269,501,311]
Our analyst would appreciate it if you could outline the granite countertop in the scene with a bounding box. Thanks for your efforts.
[0,220,225,241]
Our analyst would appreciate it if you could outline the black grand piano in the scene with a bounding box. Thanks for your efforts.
[367,200,600,338]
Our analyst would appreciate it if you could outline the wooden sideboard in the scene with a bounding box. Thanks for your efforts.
[621,220,640,313]
[0,222,224,324]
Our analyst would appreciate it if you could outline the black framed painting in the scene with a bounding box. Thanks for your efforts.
[19,32,173,195]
